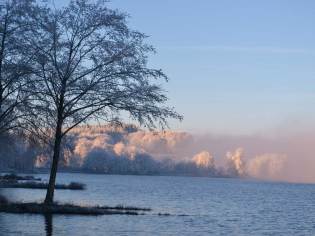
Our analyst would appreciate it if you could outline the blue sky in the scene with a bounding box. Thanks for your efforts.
[57,0,315,135]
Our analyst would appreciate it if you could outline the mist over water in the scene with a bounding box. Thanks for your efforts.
[31,125,278,179]
[31,125,315,183]
[1,124,314,183]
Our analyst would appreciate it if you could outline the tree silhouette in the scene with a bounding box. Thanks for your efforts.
[25,0,182,205]
[0,0,36,134]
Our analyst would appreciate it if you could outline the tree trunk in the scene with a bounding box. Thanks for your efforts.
[44,120,63,205]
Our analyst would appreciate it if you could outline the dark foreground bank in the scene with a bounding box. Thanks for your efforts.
[0,195,151,215]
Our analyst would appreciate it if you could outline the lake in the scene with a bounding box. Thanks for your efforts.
[0,173,315,235]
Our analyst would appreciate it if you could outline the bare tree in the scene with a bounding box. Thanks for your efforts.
[26,0,182,205]
[0,0,36,135]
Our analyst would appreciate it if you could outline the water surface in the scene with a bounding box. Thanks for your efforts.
[0,173,314,235]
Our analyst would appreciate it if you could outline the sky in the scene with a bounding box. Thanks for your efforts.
[56,0,315,135]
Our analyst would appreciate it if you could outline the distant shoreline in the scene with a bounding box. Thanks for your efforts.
[1,168,235,179]
[1,170,314,185]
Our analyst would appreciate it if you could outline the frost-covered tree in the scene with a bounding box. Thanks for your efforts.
[0,0,36,134]
[26,0,182,205]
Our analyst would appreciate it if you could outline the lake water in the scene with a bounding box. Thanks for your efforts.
[0,173,315,235]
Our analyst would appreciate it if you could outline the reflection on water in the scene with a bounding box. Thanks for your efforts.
[0,188,3,233]
[44,214,53,236]
[1,186,53,236]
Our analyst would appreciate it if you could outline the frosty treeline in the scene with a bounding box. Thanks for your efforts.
[0,122,287,181]
[0,124,245,178]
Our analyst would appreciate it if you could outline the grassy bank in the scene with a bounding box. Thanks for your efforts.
[0,181,85,190]
[0,174,85,190]
[0,196,151,215]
